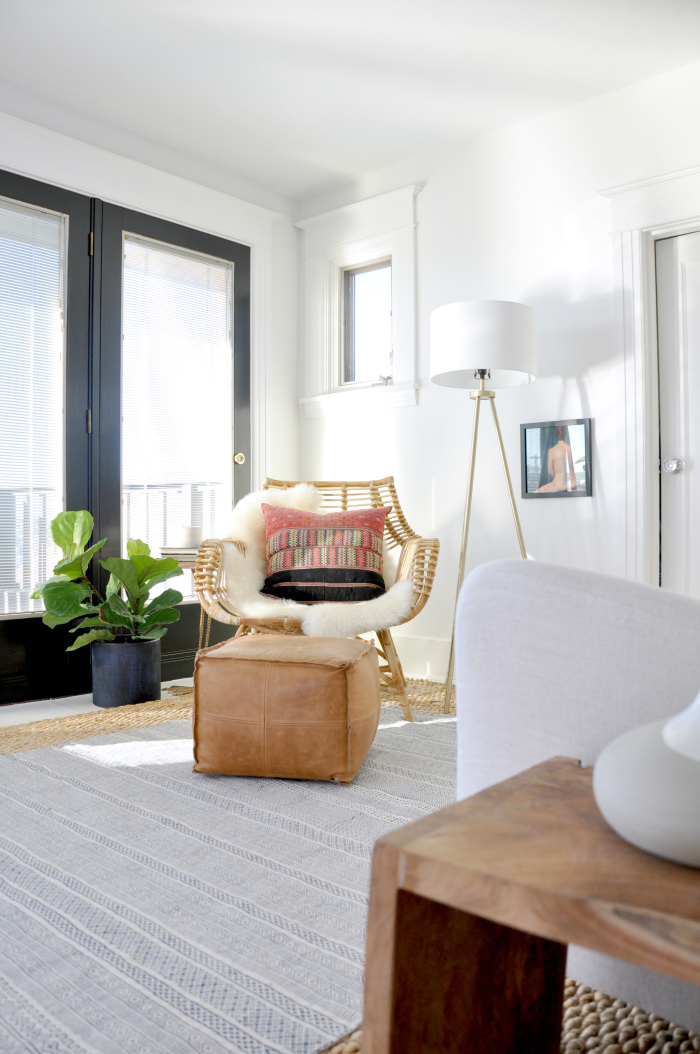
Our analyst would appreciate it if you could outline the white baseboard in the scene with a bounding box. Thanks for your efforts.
[390,633,451,681]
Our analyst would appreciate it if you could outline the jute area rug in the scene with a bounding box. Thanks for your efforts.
[0,704,456,1053]
[0,678,455,756]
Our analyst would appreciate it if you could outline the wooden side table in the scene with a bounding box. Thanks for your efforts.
[363,757,700,1054]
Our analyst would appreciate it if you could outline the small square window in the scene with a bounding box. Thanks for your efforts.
[342,259,392,385]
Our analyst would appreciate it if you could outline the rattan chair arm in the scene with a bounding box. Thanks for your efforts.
[194,538,246,626]
[393,535,440,623]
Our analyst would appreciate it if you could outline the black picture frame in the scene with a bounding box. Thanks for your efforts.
[520,418,592,498]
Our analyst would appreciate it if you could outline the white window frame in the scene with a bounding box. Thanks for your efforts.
[341,257,392,388]
[296,186,419,418]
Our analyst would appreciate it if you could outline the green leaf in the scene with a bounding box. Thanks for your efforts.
[42,579,92,617]
[126,537,151,558]
[128,555,159,587]
[50,510,94,558]
[129,555,182,587]
[69,617,106,632]
[101,592,134,620]
[106,573,120,597]
[99,594,136,631]
[139,566,183,593]
[141,588,183,615]
[139,607,180,632]
[30,574,71,600]
[100,557,140,601]
[126,556,183,599]
[53,537,107,581]
[42,612,82,629]
[66,628,115,652]
[134,626,169,641]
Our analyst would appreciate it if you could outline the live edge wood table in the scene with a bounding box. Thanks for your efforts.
[362,757,700,1054]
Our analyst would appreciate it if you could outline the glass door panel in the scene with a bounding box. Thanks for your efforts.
[121,234,234,597]
[0,197,65,614]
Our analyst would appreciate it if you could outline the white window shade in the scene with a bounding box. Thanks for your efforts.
[121,235,234,597]
[0,198,65,614]
[344,261,392,384]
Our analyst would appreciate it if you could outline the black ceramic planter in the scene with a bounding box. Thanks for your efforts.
[91,639,161,708]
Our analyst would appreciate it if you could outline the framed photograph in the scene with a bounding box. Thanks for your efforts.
[520,418,592,498]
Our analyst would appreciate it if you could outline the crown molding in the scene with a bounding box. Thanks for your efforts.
[295,185,421,230]
[599,164,700,199]
[0,110,282,247]
[599,162,700,234]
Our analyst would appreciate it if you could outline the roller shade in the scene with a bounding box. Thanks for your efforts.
[0,198,65,614]
[121,235,234,597]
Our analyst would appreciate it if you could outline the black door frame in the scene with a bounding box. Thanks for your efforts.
[93,204,251,679]
[0,173,251,701]
[93,203,252,572]
[0,170,92,701]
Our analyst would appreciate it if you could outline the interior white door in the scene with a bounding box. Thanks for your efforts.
[657,230,700,595]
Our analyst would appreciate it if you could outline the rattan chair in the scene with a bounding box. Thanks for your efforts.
[194,477,440,720]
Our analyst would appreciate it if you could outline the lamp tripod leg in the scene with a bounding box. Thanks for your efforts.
[443,391,482,713]
[489,396,527,559]
[442,388,528,714]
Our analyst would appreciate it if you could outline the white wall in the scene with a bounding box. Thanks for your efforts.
[0,111,301,488]
[298,60,700,679]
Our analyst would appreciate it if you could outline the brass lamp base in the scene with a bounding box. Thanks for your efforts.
[443,375,527,712]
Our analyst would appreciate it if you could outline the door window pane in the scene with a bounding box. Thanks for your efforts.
[122,235,234,597]
[343,260,392,384]
[0,198,65,614]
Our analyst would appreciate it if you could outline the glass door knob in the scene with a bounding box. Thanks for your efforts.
[233,452,246,465]
[662,458,684,474]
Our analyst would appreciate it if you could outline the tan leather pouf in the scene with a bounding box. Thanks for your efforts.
[193,634,381,783]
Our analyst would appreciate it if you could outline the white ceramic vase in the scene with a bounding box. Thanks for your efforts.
[593,693,700,868]
[169,525,203,548]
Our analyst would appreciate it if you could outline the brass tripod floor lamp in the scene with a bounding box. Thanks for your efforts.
[430,300,536,712]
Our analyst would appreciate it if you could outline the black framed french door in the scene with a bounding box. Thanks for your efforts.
[0,173,251,702]
[0,170,92,701]
[92,203,251,680]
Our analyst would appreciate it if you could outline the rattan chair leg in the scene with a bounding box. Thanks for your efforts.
[198,606,206,651]
[377,628,413,721]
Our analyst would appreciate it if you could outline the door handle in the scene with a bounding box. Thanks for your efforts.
[233,452,246,465]
[662,458,684,474]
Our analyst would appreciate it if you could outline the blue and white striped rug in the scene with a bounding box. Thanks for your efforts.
[0,708,455,1054]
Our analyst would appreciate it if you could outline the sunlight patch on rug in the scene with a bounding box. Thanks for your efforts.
[63,738,196,767]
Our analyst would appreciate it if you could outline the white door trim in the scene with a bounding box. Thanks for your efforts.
[601,170,700,585]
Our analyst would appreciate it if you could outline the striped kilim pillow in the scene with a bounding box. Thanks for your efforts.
[260,503,390,603]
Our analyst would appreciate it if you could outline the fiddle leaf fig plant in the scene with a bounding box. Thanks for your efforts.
[31,510,183,651]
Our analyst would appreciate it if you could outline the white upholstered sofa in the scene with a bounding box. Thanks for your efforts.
[455,558,700,1032]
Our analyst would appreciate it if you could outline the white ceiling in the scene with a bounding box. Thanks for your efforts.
[4,0,700,203]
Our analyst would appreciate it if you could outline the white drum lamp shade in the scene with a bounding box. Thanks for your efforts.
[430,300,536,389]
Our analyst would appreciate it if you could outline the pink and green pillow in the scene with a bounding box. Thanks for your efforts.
[260,504,390,603]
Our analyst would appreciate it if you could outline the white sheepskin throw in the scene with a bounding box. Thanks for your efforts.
[221,484,415,637]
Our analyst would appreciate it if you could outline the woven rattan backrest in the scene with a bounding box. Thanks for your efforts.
[263,476,417,549]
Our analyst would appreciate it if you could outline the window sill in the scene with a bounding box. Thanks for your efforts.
[300,382,418,419]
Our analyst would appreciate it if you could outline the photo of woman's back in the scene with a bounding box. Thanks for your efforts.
[536,425,577,493]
